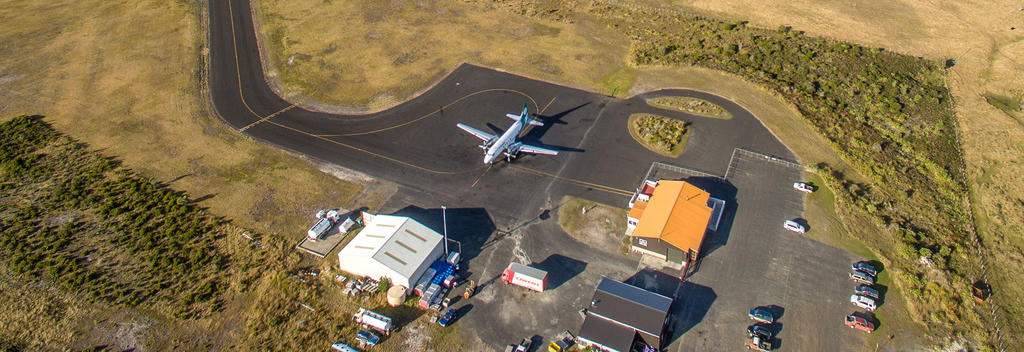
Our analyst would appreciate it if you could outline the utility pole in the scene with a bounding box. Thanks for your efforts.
[442,205,449,255]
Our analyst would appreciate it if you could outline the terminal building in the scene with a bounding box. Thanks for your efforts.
[577,277,674,352]
[626,180,725,269]
[337,212,445,291]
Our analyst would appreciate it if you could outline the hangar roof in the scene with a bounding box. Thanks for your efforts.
[339,212,443,280]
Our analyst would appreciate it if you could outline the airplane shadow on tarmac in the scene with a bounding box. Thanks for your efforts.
[520,103,588,154]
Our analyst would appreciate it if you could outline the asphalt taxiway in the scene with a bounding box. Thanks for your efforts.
[209,0,793,219]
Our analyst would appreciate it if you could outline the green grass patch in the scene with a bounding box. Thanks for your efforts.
[801,173,873,259]
[983,93,1022,115]
[647,96,732,119]
[983,92,1023,123]
[600,66,638,97]
[627,113,690,157]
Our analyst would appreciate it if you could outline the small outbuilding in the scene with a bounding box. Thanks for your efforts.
[577,277,673,352]
[337,212,445,291]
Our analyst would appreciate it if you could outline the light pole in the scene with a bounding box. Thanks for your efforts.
[442,205,449,255]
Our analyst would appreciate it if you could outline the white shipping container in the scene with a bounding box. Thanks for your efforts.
[307,218,333,240]
[353,308,393,333]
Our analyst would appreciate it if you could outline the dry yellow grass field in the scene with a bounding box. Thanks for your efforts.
[0,0,367,349]
[254,0,633,110]
[0,0,361,240]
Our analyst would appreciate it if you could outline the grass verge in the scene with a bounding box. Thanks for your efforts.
[646,96,732,119]
[627,113,690,157]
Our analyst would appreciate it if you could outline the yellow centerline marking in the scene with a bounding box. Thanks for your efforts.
[225,0,473,174]
[227,0,262,120]
[316,89,539,137]
[538,97,556,115]
[224,0,568,177]
[512,165,633,197]
[240,104,296,131]
[266,120,470,175]
[470,164,493,188]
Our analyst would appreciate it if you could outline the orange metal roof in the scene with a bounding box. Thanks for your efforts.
[628,200,648,219]
[630,181,712,253]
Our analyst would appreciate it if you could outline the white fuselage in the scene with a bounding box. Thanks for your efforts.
[484,119,524,164]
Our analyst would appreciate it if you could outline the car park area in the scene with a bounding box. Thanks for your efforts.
[365,150,868,351]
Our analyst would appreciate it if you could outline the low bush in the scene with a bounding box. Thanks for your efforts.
[0,115,230,318]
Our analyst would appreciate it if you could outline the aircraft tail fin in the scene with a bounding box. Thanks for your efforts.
[506,103,543,126]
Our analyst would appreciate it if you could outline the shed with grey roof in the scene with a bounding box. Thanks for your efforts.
[577,277,674,352]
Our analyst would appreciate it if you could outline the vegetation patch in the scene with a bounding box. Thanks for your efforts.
[627,113,690,157]
[0,116,228,319]
[647,96,732,119]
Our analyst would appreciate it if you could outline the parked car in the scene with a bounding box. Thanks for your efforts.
[438,309,456,327]
[548,330,576,352]
[793,182,814,193]
[855,284,880,299]
[850,294,877,311]
[745,334,772,351]
[845,313,875,333]
[849,270,875,285]
[852,261,877,277]
[783,220,806,234]
[356,330,381,347]
[747,324,772,338]
[748,307,774,324]
[515,338,532,352]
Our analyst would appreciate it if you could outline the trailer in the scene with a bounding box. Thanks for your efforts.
[413,268,437,296]
[419,283,441,309]
[352,307,393,335]
[330,342,359,352]
[501,263,548,292]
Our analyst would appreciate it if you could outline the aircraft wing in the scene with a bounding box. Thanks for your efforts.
[518,143,559,156]
[456,123,496,142]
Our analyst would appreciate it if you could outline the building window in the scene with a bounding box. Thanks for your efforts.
[638,238,648,247]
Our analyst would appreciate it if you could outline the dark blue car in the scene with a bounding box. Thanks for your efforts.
[438,309,456,327]
[748,307,774,324]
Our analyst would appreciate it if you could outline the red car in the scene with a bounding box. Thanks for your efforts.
[845,314,875,333]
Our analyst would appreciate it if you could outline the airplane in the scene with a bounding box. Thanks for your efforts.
[457,104,559,164]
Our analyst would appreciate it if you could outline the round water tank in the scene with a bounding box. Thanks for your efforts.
[386,285,407,307]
